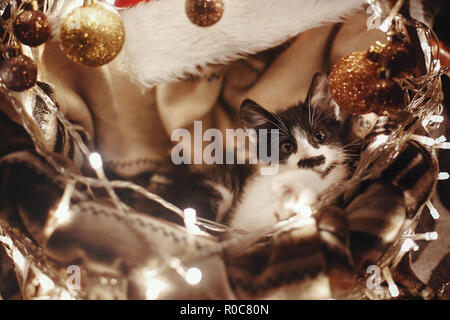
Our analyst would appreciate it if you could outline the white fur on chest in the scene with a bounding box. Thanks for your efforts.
[229,174,280,232]
[229,164,348,232]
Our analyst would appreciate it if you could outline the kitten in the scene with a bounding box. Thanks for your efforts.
[211,73,351,232]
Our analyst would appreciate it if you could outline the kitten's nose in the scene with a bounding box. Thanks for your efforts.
[297,155,325,168]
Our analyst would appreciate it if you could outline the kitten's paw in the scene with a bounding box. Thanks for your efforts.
[270,170,325,220]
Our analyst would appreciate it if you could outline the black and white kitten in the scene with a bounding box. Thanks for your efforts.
[144,73,351,231]
[211,73,351,232]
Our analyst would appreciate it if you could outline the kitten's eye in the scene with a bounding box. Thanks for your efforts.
[313,130,327,144]
[280,141,294,154]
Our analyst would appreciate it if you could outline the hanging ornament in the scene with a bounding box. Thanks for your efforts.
[185,0,224,27]
[328,51,381,115]
[0,55,37,92]
[59,0,125,67]
[13,2,51,47]
[328,30,425,116]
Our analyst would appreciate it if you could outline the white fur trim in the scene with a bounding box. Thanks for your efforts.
[118,0,364,87]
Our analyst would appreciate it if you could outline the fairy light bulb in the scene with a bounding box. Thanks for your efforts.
[185,267,202,285]
[89,152,103,169]
[299,205,312,217]
[422,115,443,127]
[425,232,438,241]
[55,200,70,224]
[145,277,166,300]
[437,142,450,149]
[411,232,438,241]
[183,208,202,235]
[430,115,444,123]
[401,238,419,252]
[393,237,420,268]
[429,207,440,220]
[426,201,440,220]
[60,290,74,300]
[184,208,197,231]
[0,235,13,247]
[370,134,389,150]
[433,135,450,149]
[388,283,400,297]
[45,182,75,238]
[284,194,313,218]
[39,274,55,291]
[438,172,449,180]
[12,248,26,271]
[382,267,399,298]
[411,135,435,147]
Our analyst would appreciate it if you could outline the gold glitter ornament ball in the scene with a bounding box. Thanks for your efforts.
[329,51,381,115]
[186,0,224,27]
[59,1,125,67]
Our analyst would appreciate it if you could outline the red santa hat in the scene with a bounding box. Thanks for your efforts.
[115,0,151,8]
[113,0,365,87]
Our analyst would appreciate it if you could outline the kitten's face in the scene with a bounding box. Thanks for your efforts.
[240,73,348,176]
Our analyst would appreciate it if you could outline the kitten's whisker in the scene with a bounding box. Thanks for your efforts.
[308,101,312,126]
[312,113,327,129]
[272,113,290,136]
[263,117,290,137]
[310,107,329,128]
[310,104,317,128]
[341,152,361,156]
[341,139,362,148]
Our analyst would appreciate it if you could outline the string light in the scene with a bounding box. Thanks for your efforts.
[39,274,55,291]
[400,238,419,252]
[410,232,438,241]
[54,201,70,224]
[435,142,450,149]
[411,134,435,147]
[44,182,75,237]
[284,196,313,218]
[145,277,166,300]
[0,235,13,248]
[370,134,389,150]
[392,238,420,267]
[299,206,312,217]
[430,115,444,123]
[12,248,27,271]
[89,152,103,170]
[183,208,203,236]
[438,172,449,180]
[0,0,445,300]
[382,267,399,298]
[184,208,197,232]
[411,135,450,150]
[185,267,203,285]
[426,200,440,220]
[60,290,75,300]
[388,282,400,298]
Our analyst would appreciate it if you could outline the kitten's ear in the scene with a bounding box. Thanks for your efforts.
[305,72,340,120]
[240,99,278,129]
